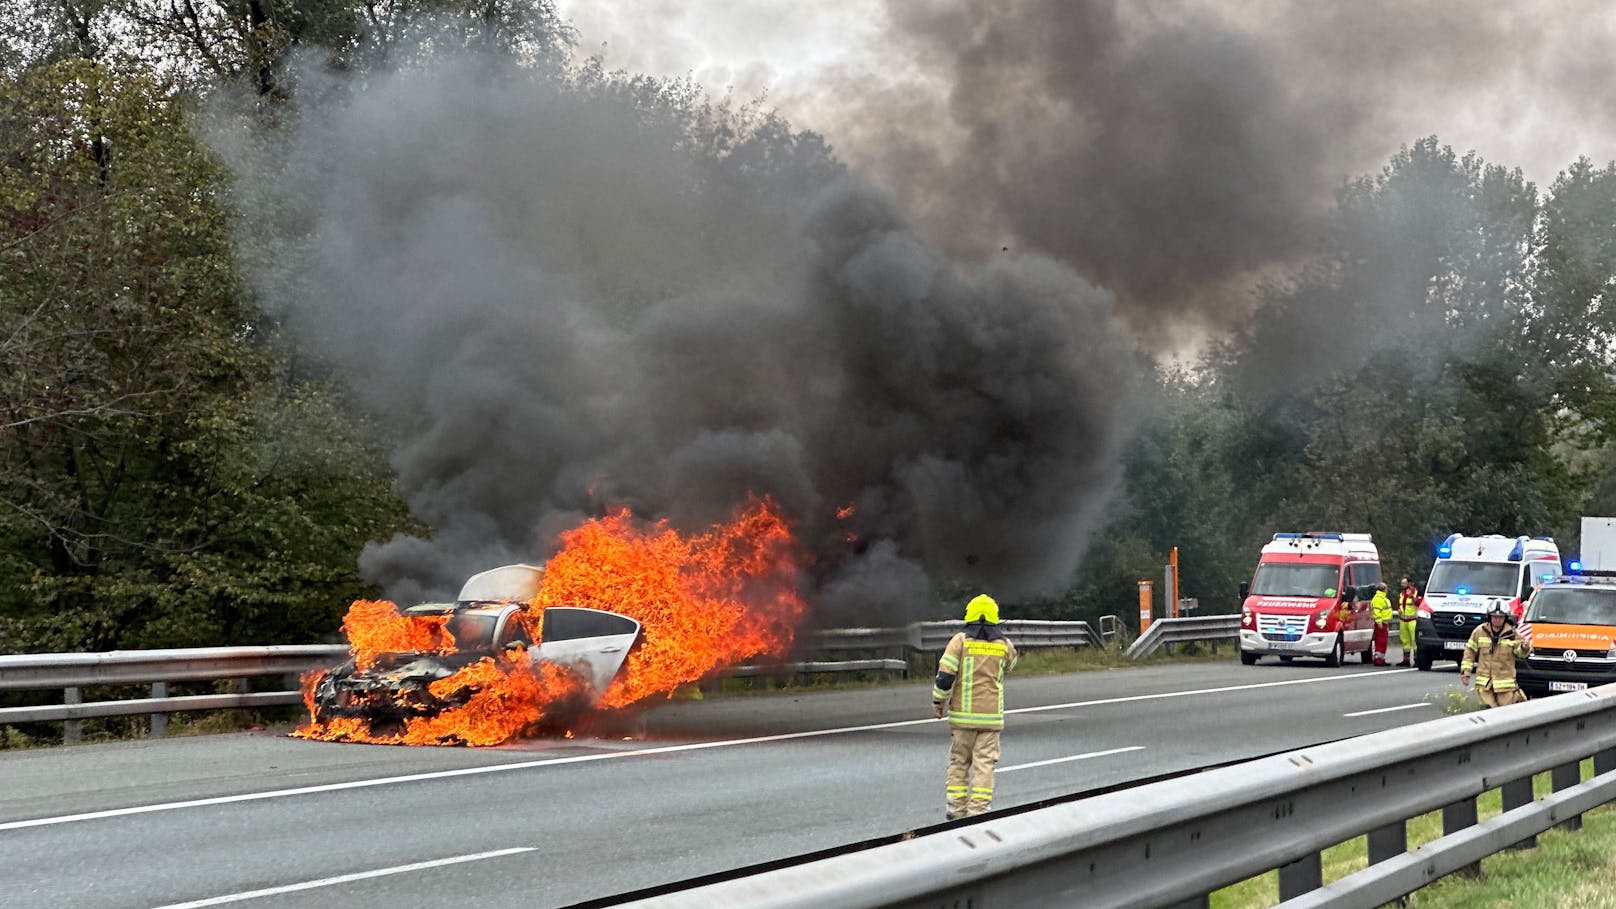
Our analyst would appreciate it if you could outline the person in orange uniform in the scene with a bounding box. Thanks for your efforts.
[932,594,1018,820]
[1370,583,1394,666]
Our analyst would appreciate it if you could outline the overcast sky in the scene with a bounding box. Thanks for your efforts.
[556,0,1616,343]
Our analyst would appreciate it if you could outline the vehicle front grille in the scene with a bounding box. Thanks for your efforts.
[1427,612,1488,640]
[1257,614,1309,642]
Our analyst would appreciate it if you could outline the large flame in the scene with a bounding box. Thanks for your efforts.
[295,497,806,746]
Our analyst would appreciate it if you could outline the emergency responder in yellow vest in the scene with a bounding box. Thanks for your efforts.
[1370,583,1394,666]
[1395,576,1420,667]
[1461,603,1531,707]
[932,594,1018,820]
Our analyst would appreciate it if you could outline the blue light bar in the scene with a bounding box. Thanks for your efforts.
[1508,536,1526,562]
[1456,586,1470,595]
[1273,533,1302,539]
[1438,533,1460,559]
[1570,560,1583,573]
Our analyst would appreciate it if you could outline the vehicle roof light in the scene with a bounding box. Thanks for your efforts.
[1437,532,1459,559]
[1569,560,1583,573]
[1507,536,1527,561]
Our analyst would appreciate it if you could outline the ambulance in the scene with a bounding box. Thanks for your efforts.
[1238,532,1380,666]
[1412,533,1561,671]
[1517,517,1616,696]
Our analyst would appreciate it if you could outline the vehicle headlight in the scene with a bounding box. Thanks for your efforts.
[1315,609,1331,630]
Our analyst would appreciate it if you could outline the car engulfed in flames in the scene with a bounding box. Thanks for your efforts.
[299,497,808,746]
[305,565,640,744]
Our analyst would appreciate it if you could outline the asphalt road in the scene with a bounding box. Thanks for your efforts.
[0,659,1462,908]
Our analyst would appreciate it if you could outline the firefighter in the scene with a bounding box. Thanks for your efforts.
[1461,603,1531,707]
[932,594,1018,820]
[1370,582,1394,666]
[1395,576,1420,667]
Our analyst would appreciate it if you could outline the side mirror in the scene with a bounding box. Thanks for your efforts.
[1238,582,1250,601]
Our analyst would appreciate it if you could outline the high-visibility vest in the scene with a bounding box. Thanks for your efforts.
[1397,588,1419,621]
[1370,591,1394,623]
[933,630,1019,729]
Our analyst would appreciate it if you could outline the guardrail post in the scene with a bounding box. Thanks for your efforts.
[1598,746,1616,777]
[1277,851,1322,900]
[63,687,82,744]
[1500,776,1536,849]
[150,681,169,737]
[1551,760,1582,831]
[1367,820,1406,865]
[1441,797,1481,876]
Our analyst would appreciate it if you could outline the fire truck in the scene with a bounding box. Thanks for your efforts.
[1238,532,1380,666]
[1412,533,1562,671]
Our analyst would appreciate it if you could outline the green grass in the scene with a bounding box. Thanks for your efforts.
[1212,760,1616,909]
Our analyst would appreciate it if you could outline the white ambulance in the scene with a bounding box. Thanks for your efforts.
[1412,534,1562,670]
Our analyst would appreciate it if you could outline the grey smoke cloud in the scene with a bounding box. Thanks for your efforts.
[558,0,1616,340]
[217,54,1142,621]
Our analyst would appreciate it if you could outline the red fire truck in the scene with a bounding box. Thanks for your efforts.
[1238,532,1381,666]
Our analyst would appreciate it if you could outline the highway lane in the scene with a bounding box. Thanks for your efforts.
[0,660,1462,908]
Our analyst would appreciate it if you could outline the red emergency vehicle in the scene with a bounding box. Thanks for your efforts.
[1238,532,1381,666]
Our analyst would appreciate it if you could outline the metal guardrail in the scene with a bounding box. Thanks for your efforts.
[1125,614,1240,660]
[0,645,347,741]
[0,617,1107,742]
[615,683,1616,909]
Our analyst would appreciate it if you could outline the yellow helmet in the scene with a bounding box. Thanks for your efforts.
[964,594,999,624]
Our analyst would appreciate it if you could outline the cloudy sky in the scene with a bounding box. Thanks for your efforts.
[557,0,1616,342]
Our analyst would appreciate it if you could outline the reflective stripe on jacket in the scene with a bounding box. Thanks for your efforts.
[933,630,1018,729]
[1461,623,1529,690]
[1397,589,1419,621]
[1370,591,1394,624]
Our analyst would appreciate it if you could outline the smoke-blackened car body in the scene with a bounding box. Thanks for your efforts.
[309,564,640,741]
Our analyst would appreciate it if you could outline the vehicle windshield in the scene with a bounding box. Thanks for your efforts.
[1250,563,1340,598]
[1426,561,1518,596]
[1526,589,1616,626]
[444,612,498,649]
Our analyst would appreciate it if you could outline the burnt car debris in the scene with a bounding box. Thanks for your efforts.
[311,564,641,737]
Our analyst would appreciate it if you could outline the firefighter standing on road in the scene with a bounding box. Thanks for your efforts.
[932,594,1018,820]
[1461,603,1531,707]
[1396,576,1420,667]
[1370,582,1394,666]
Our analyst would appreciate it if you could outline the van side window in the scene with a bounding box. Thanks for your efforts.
[1342,564,1357,600]
[1354,562,1382,594]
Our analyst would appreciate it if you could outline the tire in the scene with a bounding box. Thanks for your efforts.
[1240,650,1259,666]
[1414,649,1435,671]
[1360,642,1374,664]
[1323,635,1344,668]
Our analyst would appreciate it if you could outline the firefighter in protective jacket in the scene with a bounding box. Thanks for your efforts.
[1461,604,1531,707]
[932,594,1018,820]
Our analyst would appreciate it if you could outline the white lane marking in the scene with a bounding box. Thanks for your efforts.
[999,746,1145,773]
[1342,703,1432,718]
[149,848,534,908]
[0,668,1413,832]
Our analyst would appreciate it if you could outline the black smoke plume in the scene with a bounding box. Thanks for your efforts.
[214,53,1143,622]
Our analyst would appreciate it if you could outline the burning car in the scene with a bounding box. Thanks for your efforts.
[308,564,641,742]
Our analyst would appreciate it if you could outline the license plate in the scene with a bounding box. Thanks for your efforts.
[1268,641,1302,652]
[1443,641,1467,651]
[1550,681,1589,692]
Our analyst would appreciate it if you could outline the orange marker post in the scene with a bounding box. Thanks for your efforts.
[1138,580,1154,633]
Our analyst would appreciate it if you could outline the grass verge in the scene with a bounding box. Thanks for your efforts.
[1212,759,1616,909]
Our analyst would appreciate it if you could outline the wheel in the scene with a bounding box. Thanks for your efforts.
[1323,635,1344,667]
[1240,650,1259,666]
[1414,649,1434,671]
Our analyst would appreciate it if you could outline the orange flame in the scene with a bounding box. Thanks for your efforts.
[537,496,806,709]
[295,496,807,746]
